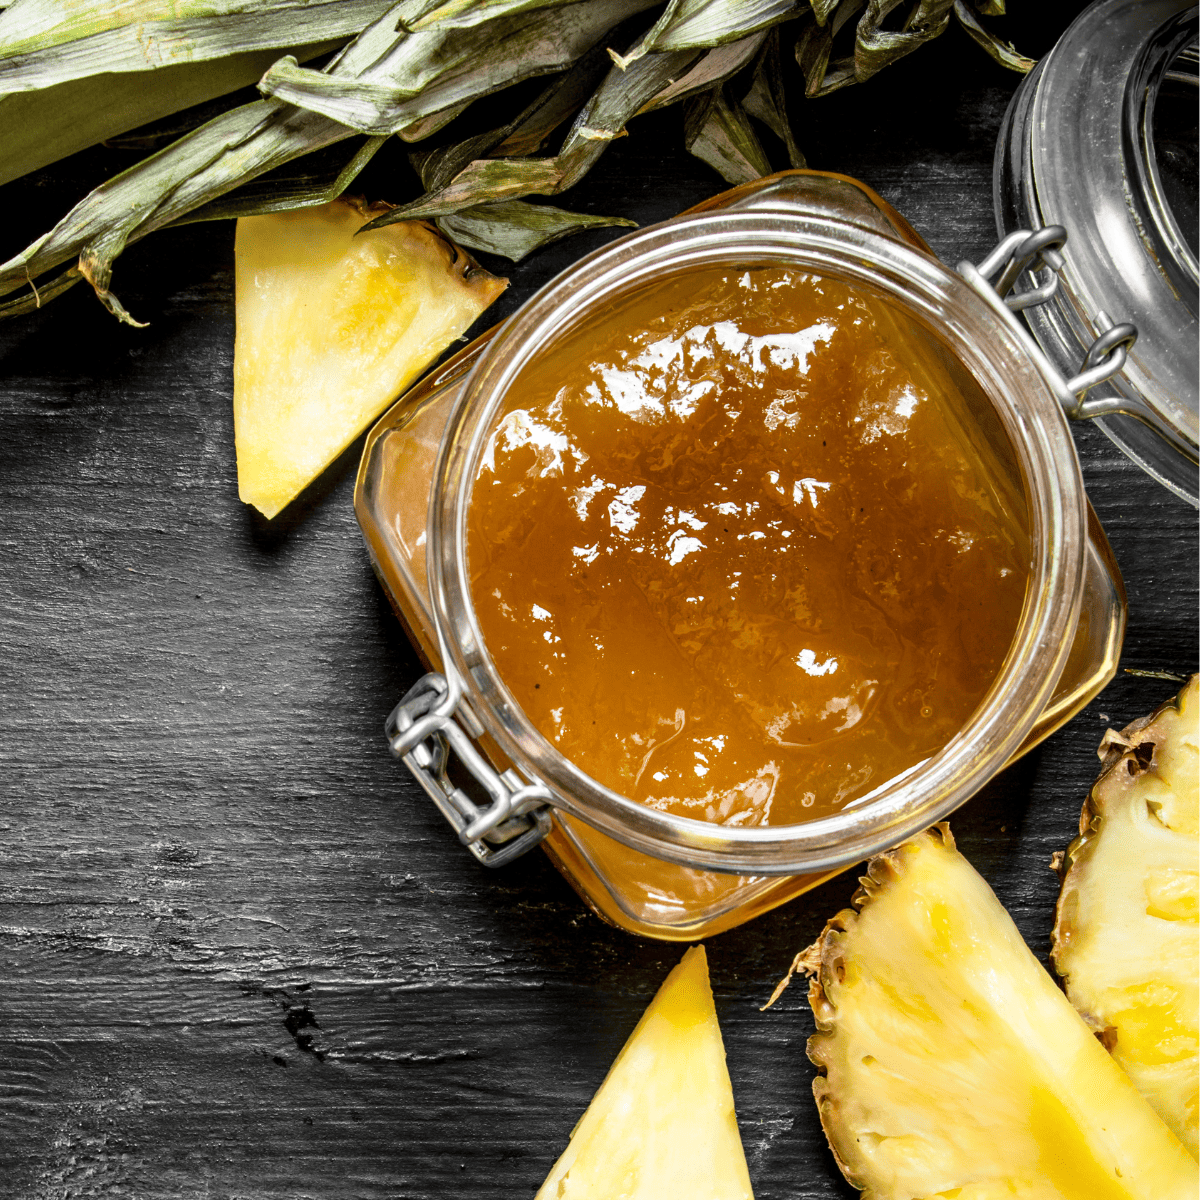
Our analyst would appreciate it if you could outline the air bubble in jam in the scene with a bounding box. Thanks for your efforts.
[467,266,1031,828]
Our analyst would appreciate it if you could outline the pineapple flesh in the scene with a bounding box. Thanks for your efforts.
[233,197,505,519]
[802,824,1195,1199]
[1052,675,1199,1158]
[537,945,754,1199]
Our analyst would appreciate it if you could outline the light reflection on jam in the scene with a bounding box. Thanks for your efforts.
[468,267,1030,827]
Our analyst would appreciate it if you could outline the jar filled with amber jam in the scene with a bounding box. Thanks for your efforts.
[356,172,1126,940]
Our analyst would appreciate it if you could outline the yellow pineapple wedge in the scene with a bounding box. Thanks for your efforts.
[537,945,754,1199]
[233,198,506,519]
[799,824,1195,1199]
[1052,675,1199,1158]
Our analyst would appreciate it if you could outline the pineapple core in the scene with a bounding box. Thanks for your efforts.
[802,824,1195,1199]
[537,945,754,1199]
[233,198,505,519]
[1053,675,1199,1158]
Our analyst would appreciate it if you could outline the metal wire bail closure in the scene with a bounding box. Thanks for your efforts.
[385,672,552,867]
[958,227,1139,419]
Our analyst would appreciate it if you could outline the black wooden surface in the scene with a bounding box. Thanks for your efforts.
[1,9,1197,1198]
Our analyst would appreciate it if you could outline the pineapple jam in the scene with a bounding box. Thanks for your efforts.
[467,266,1030,829]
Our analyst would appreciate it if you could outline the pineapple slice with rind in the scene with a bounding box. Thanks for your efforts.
[1052,675,1199,1158]
[233,197,505,519]
[537,944,754,1200]
[802,823,1195,1199]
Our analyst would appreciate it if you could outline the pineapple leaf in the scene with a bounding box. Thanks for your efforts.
[361,34,704,232]
[0,97,356,322]
[952,0,1034,73]
[741,27,804,167]
[612,0,797,67]
[795,0,863,96]
[364,157,561,226]
[173,134,389,224]
[854,0,955,83]
[410,45,610,191]
[256,0,656,136]
[636,30,767,114]
[0,0,1038,323]
[406,0,612,31]
[0,0,492,316]
[794,14,833,94]
[0,0,388,90]
[436,199,636,260]
[684,85,771,184]
[489,43,612,156]
[550,38,701,188]
[0,39,340,189]
[0,262,81,320]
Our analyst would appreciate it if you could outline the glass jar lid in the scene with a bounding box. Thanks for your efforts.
[995,0,1199,506]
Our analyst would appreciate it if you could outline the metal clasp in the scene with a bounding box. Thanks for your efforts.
[958,227,1139,418]
[385,672,553,867]
[983,225,1068,312]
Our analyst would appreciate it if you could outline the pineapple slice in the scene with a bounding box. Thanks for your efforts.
[1052,676,1199,1158]
[537,945,754,1199]
[801,824,1195,1199]
[233,197,505,519]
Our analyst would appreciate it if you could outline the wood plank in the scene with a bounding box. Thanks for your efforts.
[1,8,1195,1197]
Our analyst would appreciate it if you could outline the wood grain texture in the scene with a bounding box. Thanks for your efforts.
[1,7,1196,1198]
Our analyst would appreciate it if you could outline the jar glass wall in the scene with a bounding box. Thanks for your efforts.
[357,171,1126,938]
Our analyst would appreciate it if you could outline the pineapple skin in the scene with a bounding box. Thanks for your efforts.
[1051,676,1199,1158]
[803,824,1195,1200]
[536,945,755,1200]
[233,197,505,519]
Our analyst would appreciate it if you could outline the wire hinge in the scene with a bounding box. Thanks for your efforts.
[958,226,1138,418]
[386,673,552,867]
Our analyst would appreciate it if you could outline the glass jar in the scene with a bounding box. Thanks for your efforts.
[355,170,1127,940]
[996,0,1199,505]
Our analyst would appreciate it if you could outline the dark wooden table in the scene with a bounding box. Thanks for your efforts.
[2,8,1196,1197]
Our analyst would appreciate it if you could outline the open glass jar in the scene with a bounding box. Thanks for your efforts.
[356,171,1127,940]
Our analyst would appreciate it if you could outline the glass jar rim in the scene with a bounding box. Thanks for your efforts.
[426,208,1088,874]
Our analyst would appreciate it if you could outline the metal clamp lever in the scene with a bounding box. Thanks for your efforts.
[958,228,1138,418]
[1063,311,1140,414]
[987,225,1067,312]
[385,672,552,867]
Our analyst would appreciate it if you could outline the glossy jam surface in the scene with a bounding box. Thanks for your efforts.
[467,267,1030,827]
